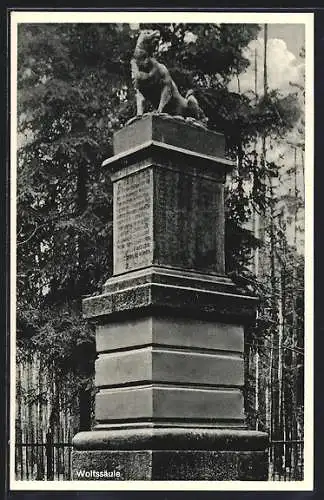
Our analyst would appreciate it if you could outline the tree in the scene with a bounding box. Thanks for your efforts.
[241,31,305,478]
[17,23,136,428]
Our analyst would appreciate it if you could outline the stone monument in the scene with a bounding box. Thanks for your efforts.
[72,113,268,480]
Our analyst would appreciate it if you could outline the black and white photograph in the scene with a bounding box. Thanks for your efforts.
[9,10,313,490]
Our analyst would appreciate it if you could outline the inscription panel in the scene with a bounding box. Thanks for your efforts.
[113,168,153,274]
[154,168,225,273]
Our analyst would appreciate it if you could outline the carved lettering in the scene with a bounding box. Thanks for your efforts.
[113,169,153,274]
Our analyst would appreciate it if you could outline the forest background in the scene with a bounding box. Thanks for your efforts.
[13,18,308,480]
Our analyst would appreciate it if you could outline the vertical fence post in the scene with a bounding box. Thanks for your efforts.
[46,430,54,480]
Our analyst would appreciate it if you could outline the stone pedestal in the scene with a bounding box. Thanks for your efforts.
[72,114,268,481]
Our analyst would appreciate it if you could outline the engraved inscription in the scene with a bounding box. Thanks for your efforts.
[113,168,153,274]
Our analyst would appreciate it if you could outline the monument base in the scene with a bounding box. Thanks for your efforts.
[72,428,268,481]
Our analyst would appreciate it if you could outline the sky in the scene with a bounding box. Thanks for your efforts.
[227,24,305,96]
[268,24,305,60]
[226,24,306,249]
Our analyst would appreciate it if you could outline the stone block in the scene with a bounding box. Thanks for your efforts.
[72,450,151,480]
[95,348,244,388]
[96,315,244,353]
[113,167,154,274]
[112,114,227,161]
[111,161,225,275]
[72,428,269,480]
[72,449,268,480]
[96,317,153,352]
[150,450,268,480]
[73,428,269,451]
[103,266,240,294]
[95,349,152,387]
[153,166,225,273]
[95,386,244,423]
[153,349,244,386]
[152,316,244,353]
[83,279,257,325]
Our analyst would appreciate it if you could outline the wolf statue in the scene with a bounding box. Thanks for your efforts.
[131,29,208,125]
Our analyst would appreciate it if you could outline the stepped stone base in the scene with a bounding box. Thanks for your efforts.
[72,428,268,481]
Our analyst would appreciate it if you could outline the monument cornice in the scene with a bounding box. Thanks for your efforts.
[102,140,234,171]
[83,268,258,325]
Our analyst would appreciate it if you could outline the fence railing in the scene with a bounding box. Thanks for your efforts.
[15,438,304,481]
[268,440,304,481]
[15,432,72,481]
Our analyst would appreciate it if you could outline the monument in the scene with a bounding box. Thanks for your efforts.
[72,114,268,480]
[72,30,268,481]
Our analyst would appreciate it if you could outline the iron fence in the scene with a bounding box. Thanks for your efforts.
[15,432,72,481]
[15,438,304,481]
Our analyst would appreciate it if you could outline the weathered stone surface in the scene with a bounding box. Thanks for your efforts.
[73,428,269,451]
[83,280,257,325]
[95,386,244,423]
[108,148,229,186]
[153,166,225,273]
[152,349,244,388]
[112,114,227,160]
[72,450,151,480]
[95,349,152,387]
[96,317,153,352]
[151,450,268,480]
[95,348,243,388]
[152,316,244,353]
[72,448,268,480]
[103,266,240,294]
[96,316,244,353]
[238,450,269,481]
[111,163,225,274]
[113,167,153,274]
[72,428,269,478]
